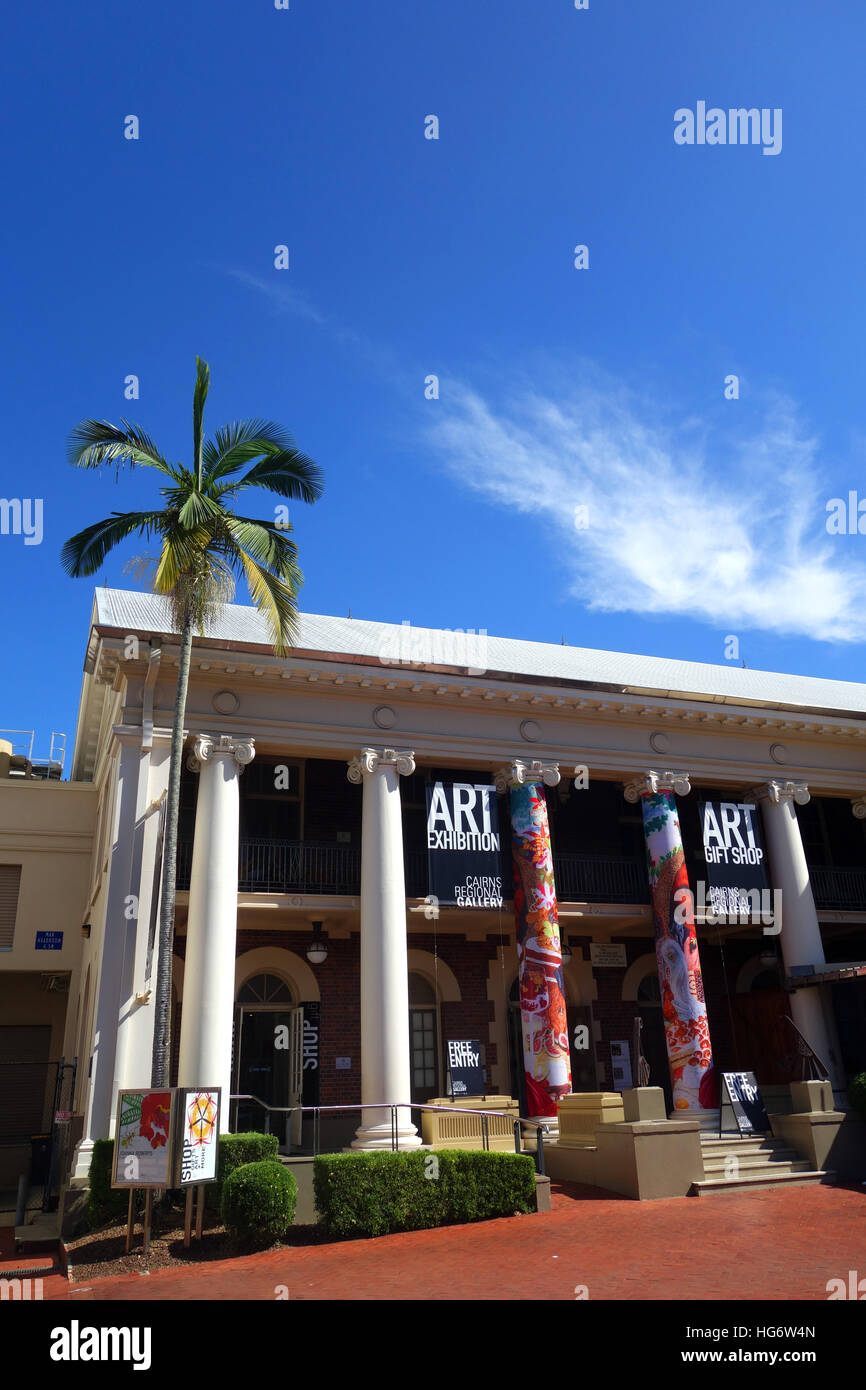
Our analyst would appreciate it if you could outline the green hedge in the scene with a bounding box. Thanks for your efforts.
[849,1073,866,1121]
[207,1131,280,1209]
[313,1149,536,1239]
[88,1138,138,1227]
[221,1160,297,1247]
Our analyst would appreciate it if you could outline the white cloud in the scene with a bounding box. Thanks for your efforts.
[427,376,866,642]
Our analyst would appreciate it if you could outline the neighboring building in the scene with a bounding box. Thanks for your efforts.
[0,740,95,1188]
[15,587,866,1179]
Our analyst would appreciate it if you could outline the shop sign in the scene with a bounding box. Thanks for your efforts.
[175,1089,220,1186]
[699,800,770,916]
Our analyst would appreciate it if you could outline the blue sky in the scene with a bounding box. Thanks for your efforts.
[2,1,866,762]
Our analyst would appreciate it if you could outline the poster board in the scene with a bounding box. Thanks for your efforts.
[111,1089,175,1188]
[174,1088,221,1187]
[446,1039,485,1097]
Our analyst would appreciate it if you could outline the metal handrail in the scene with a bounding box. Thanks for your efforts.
[779,1014,830,1082]
[230,1094,553,1168]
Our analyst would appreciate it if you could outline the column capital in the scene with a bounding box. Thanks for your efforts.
[493,759,560,793]
[623,770,691,803]
[852,797,866,820]
[751,779,810,807]
[347,747,416,783]
[186,733,255,773]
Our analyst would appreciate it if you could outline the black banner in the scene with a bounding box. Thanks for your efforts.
[447,1039,485,1097]
[721,1071,770,1134]
[699,799,770,916]
[426,781,503,907]
[302,1001,320,1107]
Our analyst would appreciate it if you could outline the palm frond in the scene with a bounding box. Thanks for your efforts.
[232,547,299,655]
[204,419,323,503]
[67,420,177,477]
[177,490,223,530]
[60,511,163,577]
[193,357,210,487]
[224,515,301,576]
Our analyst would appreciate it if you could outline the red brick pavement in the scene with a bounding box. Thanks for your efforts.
[55,1182,866,1302]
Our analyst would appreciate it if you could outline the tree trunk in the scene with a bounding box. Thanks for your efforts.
[150,614,194,1087]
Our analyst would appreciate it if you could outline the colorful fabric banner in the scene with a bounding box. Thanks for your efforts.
[639,790,716,1111]
[510,782,572,1116]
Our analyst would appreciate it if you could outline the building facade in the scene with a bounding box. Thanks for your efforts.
[37,587,866,1175]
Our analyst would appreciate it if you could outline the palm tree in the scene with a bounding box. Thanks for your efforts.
[62,356,323,1087]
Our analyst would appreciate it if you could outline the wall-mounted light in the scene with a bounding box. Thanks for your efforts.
[306,920,328,965]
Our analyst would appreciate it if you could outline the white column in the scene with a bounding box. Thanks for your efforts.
[348,747,421,1150]
[751,780,845,1097]
[178,734,254,1131]
[72,730,148,1178]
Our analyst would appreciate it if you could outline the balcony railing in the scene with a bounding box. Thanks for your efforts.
[808,864,866,912]
[174,840,866,912]
[176,838,649,903]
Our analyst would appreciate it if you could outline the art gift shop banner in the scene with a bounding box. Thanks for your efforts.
[509,782,572,1116]
[640,790,716,1111]
[699,799,769,915]
[426,781,503,907]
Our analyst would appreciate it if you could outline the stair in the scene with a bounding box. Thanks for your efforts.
[690,1132,833,1196]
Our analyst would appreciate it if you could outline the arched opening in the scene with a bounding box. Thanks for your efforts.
[408,971,441,1105]
[635,966,672,1113]
[233,970,300,1148]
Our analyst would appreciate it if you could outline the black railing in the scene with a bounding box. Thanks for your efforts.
[553,853,650,904]
[808,864,866,912]
[176,837,648,903]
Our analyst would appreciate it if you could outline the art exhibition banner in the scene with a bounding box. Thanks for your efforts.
[426,781,503,907]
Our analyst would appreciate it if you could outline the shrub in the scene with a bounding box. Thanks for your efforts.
[313,1149,536,1239]
[207,1131,279,1209]
[87,1138,134,1228]
[849,1073,866,1121]
[221,1160,297,1246]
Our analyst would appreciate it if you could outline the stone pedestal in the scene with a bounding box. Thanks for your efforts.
[622,1086,667,1122]
[557,1091,625,1147]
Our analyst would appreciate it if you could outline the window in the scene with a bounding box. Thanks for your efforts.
[237,972,293,1004]
[0,865,22,949]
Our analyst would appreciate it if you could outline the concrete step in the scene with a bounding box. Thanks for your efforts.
[703,1156,811,1176]
[701,1140,785,1156]
[690,1169,833,1196]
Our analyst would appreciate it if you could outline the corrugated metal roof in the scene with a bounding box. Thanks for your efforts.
[92,587,866,717]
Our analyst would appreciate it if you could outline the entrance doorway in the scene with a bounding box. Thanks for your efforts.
[233,973,303,1149]
[408,973,440,1105]
[636,973,673,1114]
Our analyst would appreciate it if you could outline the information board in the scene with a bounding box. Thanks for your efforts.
[720,1071,770,1135]
[174,1088,221,1187]
[112,1089,175,1188]
[447,1039,485,1097]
